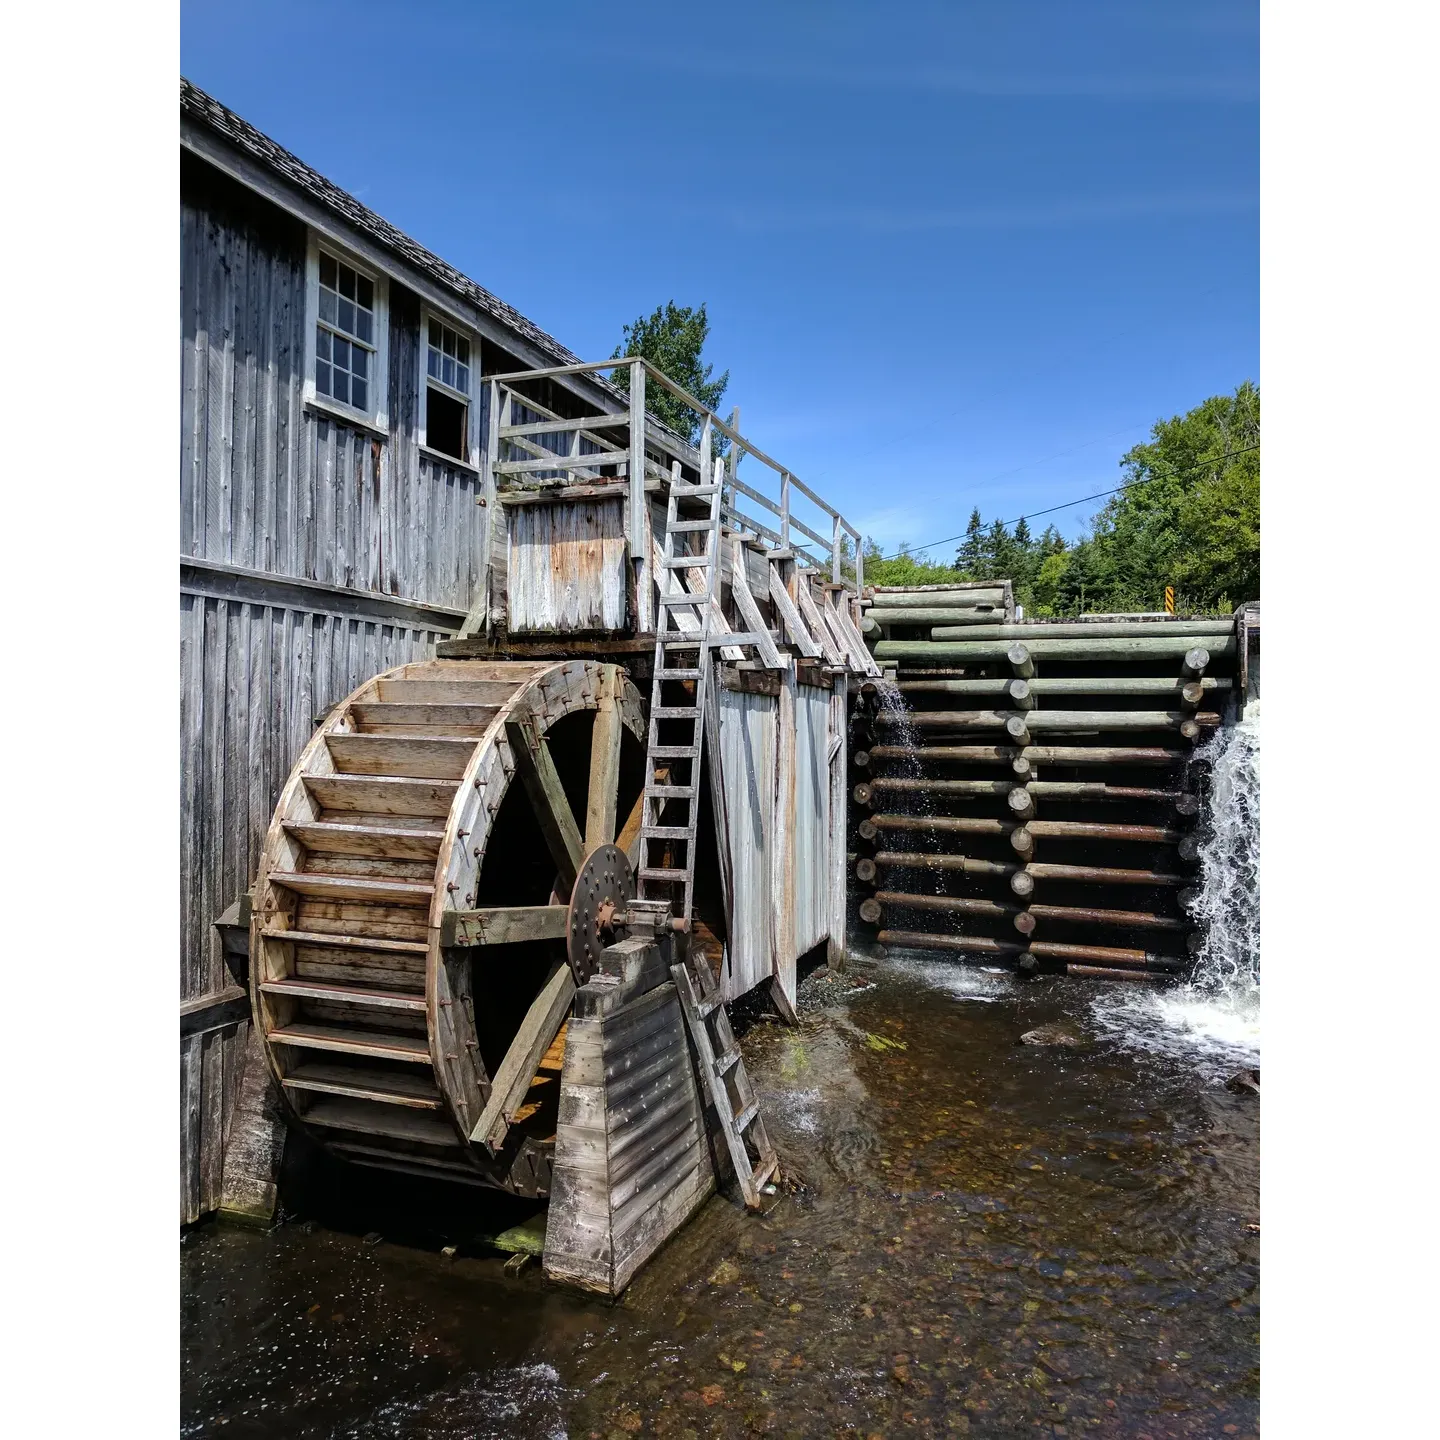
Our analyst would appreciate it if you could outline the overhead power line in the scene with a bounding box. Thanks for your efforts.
[871,443,1260,563]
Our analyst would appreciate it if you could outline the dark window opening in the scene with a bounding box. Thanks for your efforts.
[426,385,468,462]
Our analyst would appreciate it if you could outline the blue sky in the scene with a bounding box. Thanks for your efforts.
[180,0,1258,558]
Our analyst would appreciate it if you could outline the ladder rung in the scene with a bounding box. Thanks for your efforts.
[660,555,712,569]
[676,484,720,497]
[714,1049,741,1078]
[696,991,724,1018]
[658,594,708,607]
[648,745,700,758]
[656,668,701,680]
[750,1154,780,1191]
[642,825,692,841]
[647,784,696,799]
[734,1100,760,1132]
[652,705,700,719]
[639,866,688,882]
[669,519,716,532]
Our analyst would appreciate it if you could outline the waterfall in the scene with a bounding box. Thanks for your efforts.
[1188,701,1261,1002]
[1088,703,1261,1076]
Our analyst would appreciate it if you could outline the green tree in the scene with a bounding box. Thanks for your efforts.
[955,508,987,576]
[862,537,964,588]
[1086,382,1259,610]
[610,301,729,446]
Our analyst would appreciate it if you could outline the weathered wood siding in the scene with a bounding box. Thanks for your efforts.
[180,177,488,608]
[179,161,480,1223]
[717,686,778,999]
[792,683,832,958]
[507,499,627,632]
[715,677,841,1004]
[179,590,445,1223]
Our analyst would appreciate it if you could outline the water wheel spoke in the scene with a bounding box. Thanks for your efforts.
[505,713,583,892]
[585,664,624,855]
[469,962,577,1152]
[440,904,568,946]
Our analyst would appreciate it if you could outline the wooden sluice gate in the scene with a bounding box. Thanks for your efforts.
[851,584,1259,982]
[222,354,878,1294]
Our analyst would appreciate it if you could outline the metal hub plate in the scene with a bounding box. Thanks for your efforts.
[566,844,634,985]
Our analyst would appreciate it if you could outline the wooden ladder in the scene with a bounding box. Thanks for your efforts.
[638,451,778,1210]
[635,455,732,923]
[671,941,779,1209]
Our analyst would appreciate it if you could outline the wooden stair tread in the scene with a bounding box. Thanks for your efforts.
[283,1062,442,1109]
[266,871,435,903]
[283,820,445,860]
[261,929,429,954]
[268,1023,432,1063]
[326,733,477,781]
[350,702,499,731]
[299,1095,461,1147]
[260,977,426,1011]
[304,774,460,818]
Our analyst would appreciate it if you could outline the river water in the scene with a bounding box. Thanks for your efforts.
[182,960,1259,1438]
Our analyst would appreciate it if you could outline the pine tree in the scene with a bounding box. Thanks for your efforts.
[609,302,729,446]
[956,508,987,576]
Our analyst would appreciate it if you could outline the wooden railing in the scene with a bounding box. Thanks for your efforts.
[481,358,866,595]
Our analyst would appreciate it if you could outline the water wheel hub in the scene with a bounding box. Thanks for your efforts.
[566,844,634,985]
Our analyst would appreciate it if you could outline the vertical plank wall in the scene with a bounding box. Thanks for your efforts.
[715,678,839,1005]
[179,162,484,1222]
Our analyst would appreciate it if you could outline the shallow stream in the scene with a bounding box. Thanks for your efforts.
[182,955,1259,1439]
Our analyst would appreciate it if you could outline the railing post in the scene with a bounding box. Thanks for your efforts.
[629,360,651,631]
[855,532,864,594]
[831,515,842,583]
[780,472,791,549]
[725,406,740,522]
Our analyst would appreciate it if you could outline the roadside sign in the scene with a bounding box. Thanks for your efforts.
[1164,586,1175,615]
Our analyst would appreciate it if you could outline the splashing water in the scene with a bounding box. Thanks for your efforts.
[1091,704,1261,1079]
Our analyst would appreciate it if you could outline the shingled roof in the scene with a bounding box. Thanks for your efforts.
[180,77,601,381]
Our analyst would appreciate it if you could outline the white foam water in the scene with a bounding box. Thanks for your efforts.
[1090,703,1261,1079]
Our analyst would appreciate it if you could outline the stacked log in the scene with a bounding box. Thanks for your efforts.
[851,586,1239,983]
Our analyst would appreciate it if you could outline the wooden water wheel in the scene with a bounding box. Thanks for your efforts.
[249,659,647,1195]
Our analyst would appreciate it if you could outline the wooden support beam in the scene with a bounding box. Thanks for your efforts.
[897,676,1231,697]
[865,606,1003,626]
[471,963,577,1152]
[767,562,823,658]
[875,709,1221,733]
[180,985,251,1038]
[441,905,569,947]
[928,620,1235,642]
[876,635,1236,663]
[1014,903,1188,931]
[506,714,584,893]
[1011,862,1190,894]
[864,744,1185,767]
[1007,642,1034,678]
[585,664,624,854]
[865,778,1186,803]
[867,814,1183,843]
[728,535,788,670]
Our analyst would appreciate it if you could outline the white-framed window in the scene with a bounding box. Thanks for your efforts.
[305,234,389,430]
[419,309,479,465]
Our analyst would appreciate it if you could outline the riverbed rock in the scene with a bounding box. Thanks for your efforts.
[1019,1024,1085,1048]
[1225,1068,1260,1095]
